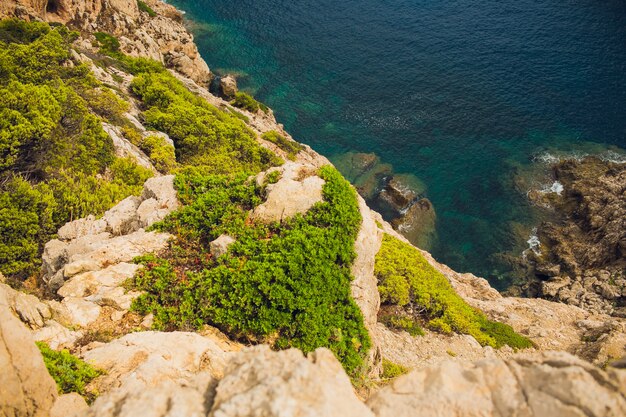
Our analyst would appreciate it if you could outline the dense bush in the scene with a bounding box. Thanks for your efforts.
[375,234,533,349]
[231,91,269,114]
[131,166,371,374]
[0,20,152,278]
[130,70,280,173]
[261,130,304,161]
[37,341,103,399]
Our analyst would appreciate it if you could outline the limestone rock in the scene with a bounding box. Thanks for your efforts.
[251,163,325,223]
[58,263,140,299]
[351,197,383,375]
[210,235,236,259]
[217,75,238,100]
[61,297,101,328]
[50,393,89,417]
[103,196,142,236]
[208,346,374,417]
[85,375,215,417]
[0,285,58,417]
[368,351,626,417]
[0,283,51,329]
[141,175,179,210]
[32,320,83,350]
[82,331,230,393]
[57,215,108,242]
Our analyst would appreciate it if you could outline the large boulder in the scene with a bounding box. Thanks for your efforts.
[251,163,325,224]
[208,346,374,417]
[367,351,626,417]
[81,331,230,393]
[0,285,58,417]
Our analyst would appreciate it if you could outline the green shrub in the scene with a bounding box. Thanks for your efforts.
[131,71,280,174]
[231,92,269,114]
[375,234,533,349]
[381,359,408,379]
[36,342,103,399]
[131,166,371,374]
[137,1,157,17]
[94,32,120,54]
[261,131,304,161]
[0,21,153,278]
[140,135,177,173]
[379,313,424,337]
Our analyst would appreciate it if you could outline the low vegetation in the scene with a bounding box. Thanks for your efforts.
[381,359,409,379]
[261,130,304,160]
[0,20,152,279]
[36,341,103,400]
[137,0,157,17]
[130,166,371,374]
[375,234,533,349]
[232,91,269,114]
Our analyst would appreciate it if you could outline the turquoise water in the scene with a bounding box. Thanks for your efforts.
[169,0,626,288]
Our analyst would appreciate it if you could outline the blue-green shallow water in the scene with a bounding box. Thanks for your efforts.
[167,0,626,289]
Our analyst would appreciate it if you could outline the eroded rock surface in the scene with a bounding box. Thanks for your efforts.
[0,285,58,417]
[367,351,626,417]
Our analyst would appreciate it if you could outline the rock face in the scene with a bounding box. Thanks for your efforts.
[82,331,230,393]
[0,285,58,417]
[217,75,238,100]
[42,175,178,292]
[523,157,626,316]
[210,235,236,259]
[208,346,374,417]
[251,162,325,223]
[0,0,212,86]
[367,351,626,417]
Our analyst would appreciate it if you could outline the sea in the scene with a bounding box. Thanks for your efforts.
[167,0,626,289]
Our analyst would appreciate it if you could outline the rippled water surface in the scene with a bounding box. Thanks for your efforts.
[169,0,626,288]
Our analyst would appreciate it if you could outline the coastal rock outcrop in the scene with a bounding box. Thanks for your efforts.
[367,351,626,417]
[0,0,212,87]
[523,157,626,316]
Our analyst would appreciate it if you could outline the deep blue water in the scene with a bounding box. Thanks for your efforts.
[168,0,626,288]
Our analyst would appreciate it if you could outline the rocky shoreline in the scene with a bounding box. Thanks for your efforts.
[520,157,626,316]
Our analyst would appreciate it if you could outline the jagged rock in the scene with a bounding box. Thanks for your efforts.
[351,197,383,375]
[103,196,142,236]
[141,175,179,209]
[32,319,83,350]
[0,283,51,329]
[367,351,626,417]
[0,0,213,87]
[57,230,170,282]
[218,75,238,100]
[61,297,101,328]
[50,393,89,417]
[58,263,140,299]
[0,285,58,417]
[57,215,108,242]
[82,331,230,393]
[251,163,325,224]
[85,375,215,417]
[210,235,236,259]
[536,263,561,277]
[208,346,374,417]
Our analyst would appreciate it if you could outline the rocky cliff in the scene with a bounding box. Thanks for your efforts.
[0,1,625,417]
